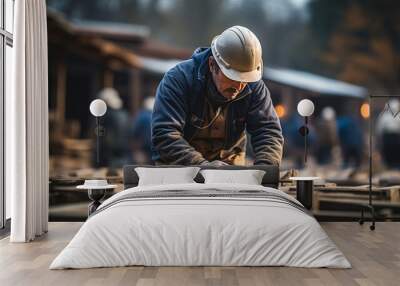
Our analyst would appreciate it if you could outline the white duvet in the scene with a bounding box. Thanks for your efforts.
[50,183,351,269]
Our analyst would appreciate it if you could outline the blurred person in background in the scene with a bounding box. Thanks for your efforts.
[92,88,131,168]
[337,113,364,169]
[130,97,155,164]
[315,107,338,165]
[376,99,400,169]
[281,112,316,169]
[281,113,303,169]
[151,26,283,166]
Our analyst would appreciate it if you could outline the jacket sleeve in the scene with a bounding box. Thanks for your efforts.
[151,69,207,165]
[246,82,284,165]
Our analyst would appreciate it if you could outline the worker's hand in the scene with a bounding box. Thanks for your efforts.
[201,160,229,167]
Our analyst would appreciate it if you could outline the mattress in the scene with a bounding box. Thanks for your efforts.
[50,183,351,269]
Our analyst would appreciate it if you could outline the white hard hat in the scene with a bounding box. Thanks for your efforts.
[321,107,336,120]
[211,26,263,83]
[388,99,400,111]
[143,97,155,111]
[98,88,122,110]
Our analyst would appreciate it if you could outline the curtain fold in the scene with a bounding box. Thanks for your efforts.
[10,0,49,242]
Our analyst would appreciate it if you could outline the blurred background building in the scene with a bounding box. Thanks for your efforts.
[46,0,400,221]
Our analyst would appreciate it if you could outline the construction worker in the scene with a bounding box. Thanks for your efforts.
[151,26,284,166]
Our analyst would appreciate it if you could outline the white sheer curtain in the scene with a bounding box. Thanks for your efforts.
[8,0,49,242]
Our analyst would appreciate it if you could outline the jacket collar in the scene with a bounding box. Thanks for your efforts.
[191,47,211,81]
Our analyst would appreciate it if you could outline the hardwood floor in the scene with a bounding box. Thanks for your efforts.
[0,222,399,286]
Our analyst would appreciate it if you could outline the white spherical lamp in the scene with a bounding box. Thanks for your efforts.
[89,99,107,168]
[297,99,314,117]
[296,99,315,167]
[321,106,336,121]
[90,99,107,117]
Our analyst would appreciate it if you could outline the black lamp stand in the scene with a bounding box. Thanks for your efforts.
[94,117,105,168]
[299,116,310,168]
[358,95,377,230]
[359,95,400,230]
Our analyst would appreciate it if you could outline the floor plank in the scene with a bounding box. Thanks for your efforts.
[0,222,399,286]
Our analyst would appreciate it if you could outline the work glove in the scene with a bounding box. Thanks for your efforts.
[200,160,229,167]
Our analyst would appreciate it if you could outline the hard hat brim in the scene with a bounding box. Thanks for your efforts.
[218,61,263,83]
[211,36,263,83]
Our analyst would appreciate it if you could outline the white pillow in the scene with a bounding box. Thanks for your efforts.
[200,169,266,185]
[135,167,200,186]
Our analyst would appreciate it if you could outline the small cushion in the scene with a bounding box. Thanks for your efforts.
[135,167,200,186]
[200,169,266,185]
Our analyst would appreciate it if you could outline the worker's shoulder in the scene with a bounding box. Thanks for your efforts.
[163,59,196,87]
[248,80,270,95]
[166,58,195,77]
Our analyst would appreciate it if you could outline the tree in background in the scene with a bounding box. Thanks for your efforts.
[162,0,225,48]
[217,0,309,69]
[308,0,400,93]
[47,0,400,92]
[47,0,163,25]
[46,0,309,69]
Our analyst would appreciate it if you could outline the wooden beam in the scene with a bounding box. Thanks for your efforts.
[55,59,67,141]
[130,69,142,115]
[103,69,114,88]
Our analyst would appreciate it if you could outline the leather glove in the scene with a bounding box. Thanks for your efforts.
[200,160,229,167]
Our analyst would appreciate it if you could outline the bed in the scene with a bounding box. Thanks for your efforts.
[50,165,350,269]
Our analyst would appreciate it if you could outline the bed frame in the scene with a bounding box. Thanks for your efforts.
[123,165,280,189]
